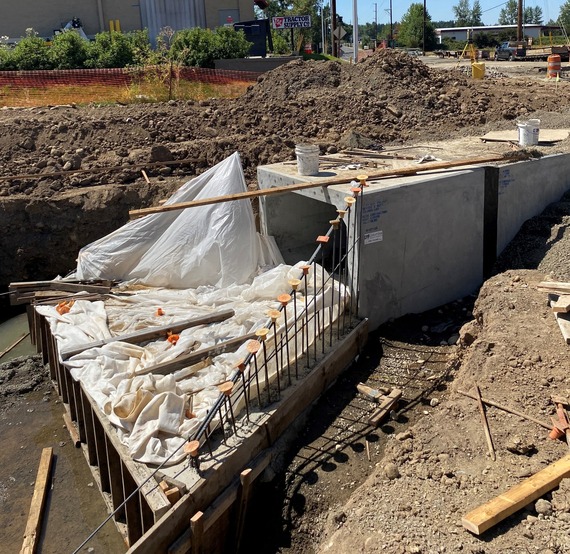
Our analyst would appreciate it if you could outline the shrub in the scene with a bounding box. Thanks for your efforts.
[170,27,252,68]
[49,30,89,69]
[213,27,252,60]
[86,30,151,68]
[11,29,52,70]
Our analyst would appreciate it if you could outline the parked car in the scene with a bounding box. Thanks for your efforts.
[494,42,525,61]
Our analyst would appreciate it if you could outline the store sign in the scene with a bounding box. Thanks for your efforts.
[272,15,312,29]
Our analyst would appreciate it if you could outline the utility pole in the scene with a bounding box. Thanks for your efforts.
[353,0,358,62]
[517,0,523,41]
[422,0,426,55]
[389,0,393,48]
[374,3,377,48]
[331,0,337,57]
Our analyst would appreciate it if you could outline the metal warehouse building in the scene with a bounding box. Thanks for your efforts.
[0,0,254,41]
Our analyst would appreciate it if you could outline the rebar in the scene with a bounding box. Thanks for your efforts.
[278,294,292,386]
[268,310,281,397]
[288,280,300,379]
[246,340,262,408]
[256,328,271,405]
[301,265,311,368]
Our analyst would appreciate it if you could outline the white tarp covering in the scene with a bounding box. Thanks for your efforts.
[40,153,350,466]
[76,152,279,288]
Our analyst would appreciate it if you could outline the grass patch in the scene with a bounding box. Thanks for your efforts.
[0,80,251,107]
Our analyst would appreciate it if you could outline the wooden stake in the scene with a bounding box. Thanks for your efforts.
[474,384,496,461]
[190,511,204,554]
[462,453,570,535]
[20,447,53,554]
[129,154,522,219]
[141,169,151,184]
[456,389,551,430]
[62,412,81,448]
[234,469,253,554]
[0,332,30,360]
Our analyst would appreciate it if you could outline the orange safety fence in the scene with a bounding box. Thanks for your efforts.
[0,67,262,107]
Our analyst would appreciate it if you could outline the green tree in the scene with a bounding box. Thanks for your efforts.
[561,1,570,30]
[453,0,471,26]
[48,30,89,69]
[527,6,544,24]
[498,0,518,25]
[398,3,436,49]
[212,27,252,60]
[471,1,483,26]
[11,29,52,70]
[453,0,482,26]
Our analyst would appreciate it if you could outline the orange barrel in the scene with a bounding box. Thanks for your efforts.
[548,54,561,78]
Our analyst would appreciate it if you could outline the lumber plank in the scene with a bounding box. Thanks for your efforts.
[137,333,256,377]
[551,294,570,313]
[20,447,53,554]
[62,411,81,448]
[0,332,29,360]
[553,312,570,345]
[538,281,570,295]
[60,309,235,360]
[129,154,519,219]
[462,453,570,535]
[234,469,253,554]
[368,389,402,427]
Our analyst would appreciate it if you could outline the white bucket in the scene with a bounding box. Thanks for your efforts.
[517,118,540,146]
[295,144,320,176]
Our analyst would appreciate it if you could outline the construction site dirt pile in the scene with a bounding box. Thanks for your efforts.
[1,49,570,201]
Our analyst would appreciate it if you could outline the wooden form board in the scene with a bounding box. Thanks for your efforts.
[462,453,570,535]
[20,447,53,554]
[551,294,570,313]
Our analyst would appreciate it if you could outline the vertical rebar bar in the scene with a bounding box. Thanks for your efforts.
[336,209,346,339]
[320,242,326,354]
[355,175,368,319]
[329,219,339,347]
[268,311,281,398]
[236,361,250,421]
[278,294,292,386]
[246,340,262,408]
[256,328,271,405]
[312,256,319,362]
[301,265,310,368]
[344,195,357,330]
[288,280,300,379]
[349,187,361,326]
[218,381,237,435]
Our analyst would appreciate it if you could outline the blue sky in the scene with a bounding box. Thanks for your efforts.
[334,1,566,26]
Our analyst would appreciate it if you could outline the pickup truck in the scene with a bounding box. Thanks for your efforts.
[493,42,525,61]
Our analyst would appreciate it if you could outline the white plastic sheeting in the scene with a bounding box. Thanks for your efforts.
[39,153,350,466]
[76,152,280,288]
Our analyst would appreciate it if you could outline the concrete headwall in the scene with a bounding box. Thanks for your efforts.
[258,153,570,331]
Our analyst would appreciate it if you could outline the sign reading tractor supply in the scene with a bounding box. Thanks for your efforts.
[272,15,312,29]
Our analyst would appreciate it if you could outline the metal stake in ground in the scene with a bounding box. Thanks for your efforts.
[255,328,271,405]
[278,293,292,386]
[268,310,282,397]
[288,279,301,379]
[300,265,311,369]
[246,340,262,408]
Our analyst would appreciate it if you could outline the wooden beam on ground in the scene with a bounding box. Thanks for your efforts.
[553,312,570,345]
[60,309,235,360]
[20,447,54,554]
[0,332,30,360]
[462,453,570,535]
[551,294,570,313]
[137,333,256,377]
[474,384,496,461]
[129,154,521,219]
[368,389,402,427]
[538,281,570,295]
[457,389,552,430]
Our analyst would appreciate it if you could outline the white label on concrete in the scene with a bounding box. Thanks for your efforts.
[364,230,383,244]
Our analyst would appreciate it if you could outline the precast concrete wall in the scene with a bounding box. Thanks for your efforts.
[258,153,570,331]
[496,154,570,255]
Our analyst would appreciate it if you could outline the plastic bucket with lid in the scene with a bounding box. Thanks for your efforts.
[547,54,561,79]
[517,118,540,146]
[472,62,485,80]
[295,144,320,176]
